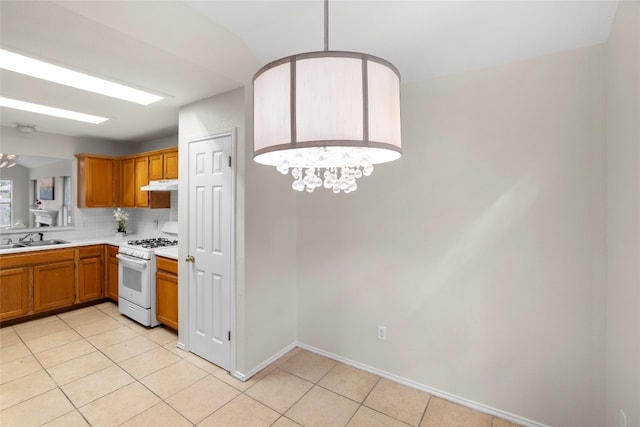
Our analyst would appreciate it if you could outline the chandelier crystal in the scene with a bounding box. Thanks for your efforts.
[276,146,374,193]
[0,153,18,168]
[252,0,402,193]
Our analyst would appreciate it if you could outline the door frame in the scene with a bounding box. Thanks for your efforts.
[178,128,236,376]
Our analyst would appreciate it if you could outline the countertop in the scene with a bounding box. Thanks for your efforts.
[155,247,178,260]
[0,233,159,255]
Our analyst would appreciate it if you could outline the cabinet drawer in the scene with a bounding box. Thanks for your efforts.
[156,256,178,275]
[0,248,75,269]
[78,245,102,259]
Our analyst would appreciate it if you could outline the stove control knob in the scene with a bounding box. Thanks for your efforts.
[185,255,195,263]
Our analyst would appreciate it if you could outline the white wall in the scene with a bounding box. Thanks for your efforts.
[297,46,607,427]
[178,87,297,375]
[605,2,640,427]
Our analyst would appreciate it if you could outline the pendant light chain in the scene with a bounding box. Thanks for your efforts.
[324,0,329,51]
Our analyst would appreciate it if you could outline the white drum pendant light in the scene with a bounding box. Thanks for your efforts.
[253,0,402,193]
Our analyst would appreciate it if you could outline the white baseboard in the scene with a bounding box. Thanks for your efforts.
[232,341,299,381]
[296,342,550,427]
[234,340,549,427]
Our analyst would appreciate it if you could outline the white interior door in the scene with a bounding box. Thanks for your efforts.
[187,133,233,370]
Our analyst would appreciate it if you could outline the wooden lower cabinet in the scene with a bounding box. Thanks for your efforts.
[78,246,104,302]
[106,245,119,301]
[0,245,110,323]
[0,267,30,321]
[34,261,75,312]
[156,256,178,330]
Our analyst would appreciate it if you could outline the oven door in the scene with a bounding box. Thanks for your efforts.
[117,253,151,308]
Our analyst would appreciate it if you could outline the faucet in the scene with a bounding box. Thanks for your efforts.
[19,232,44,243]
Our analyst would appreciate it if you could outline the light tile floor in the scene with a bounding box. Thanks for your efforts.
[0,302,521,427]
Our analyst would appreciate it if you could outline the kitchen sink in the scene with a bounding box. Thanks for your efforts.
[0,239,70,249]
[14,239,69,247]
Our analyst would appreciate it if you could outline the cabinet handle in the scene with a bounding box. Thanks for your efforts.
[185,255,195,263]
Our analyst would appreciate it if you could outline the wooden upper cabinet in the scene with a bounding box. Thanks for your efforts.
[76,154,119,208]
[121,157,136,208]
[77,147,176,209]
[149,148,178,181]
[134,156,149,208]
[149,154,164,181]
[163,149,178,179]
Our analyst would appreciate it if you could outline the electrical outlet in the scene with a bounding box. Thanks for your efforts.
[619,410,627,427]
[377,325,387,341]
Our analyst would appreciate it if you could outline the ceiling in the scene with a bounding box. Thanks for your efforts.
[0,0,618,143]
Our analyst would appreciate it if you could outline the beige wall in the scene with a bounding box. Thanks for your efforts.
[297,46,607,427]
[242,88,299,372]
[134,133,178,153]
[0,126,133,158]
[178,87,297,375]
[606,2,640,427]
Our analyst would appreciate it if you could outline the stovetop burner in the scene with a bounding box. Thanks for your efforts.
[126,237,178,249]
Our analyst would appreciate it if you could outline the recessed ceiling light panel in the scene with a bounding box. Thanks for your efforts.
[0,48,163,106]
[0,97,109,124]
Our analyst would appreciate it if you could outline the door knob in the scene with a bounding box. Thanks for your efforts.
[185,255,195,263]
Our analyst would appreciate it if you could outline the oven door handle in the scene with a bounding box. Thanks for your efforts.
[116,254,148,269]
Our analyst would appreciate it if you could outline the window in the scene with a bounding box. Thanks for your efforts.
[63,176,71,226]
[0,179,12,227]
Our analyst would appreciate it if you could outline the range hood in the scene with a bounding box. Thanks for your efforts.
[140,179,179,191]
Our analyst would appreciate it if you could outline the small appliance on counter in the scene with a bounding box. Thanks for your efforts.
[117,221,178,327]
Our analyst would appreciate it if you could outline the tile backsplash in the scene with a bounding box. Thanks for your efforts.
[0,192,178,241]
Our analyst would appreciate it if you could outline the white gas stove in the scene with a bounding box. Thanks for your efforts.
[119,237,179,260]
[117,222,178,327]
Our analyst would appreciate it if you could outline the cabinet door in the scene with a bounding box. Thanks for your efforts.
[121,158,135,207]
[156,258,178,330]
[135,156,149,208]
[88,157,115,207]
[77,155,116,208]
[163,149,178,179]
[34,261,75,312]
[106,245,119,301]
[0,267,30,321]
[78,257,103,302]
[149,154,164,180]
